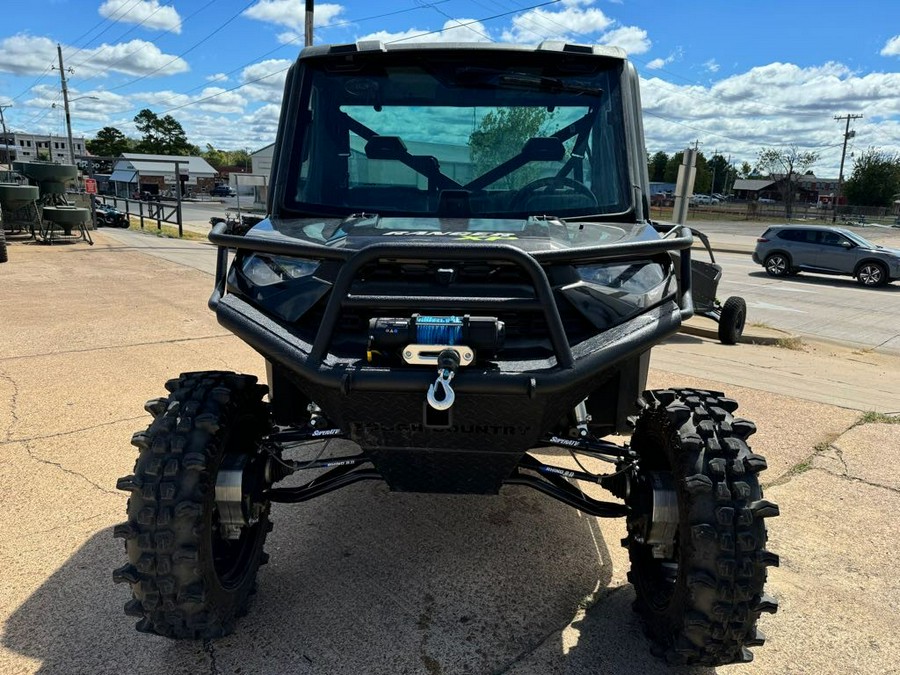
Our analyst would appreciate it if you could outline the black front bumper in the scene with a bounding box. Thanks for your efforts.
[208,225,693,493]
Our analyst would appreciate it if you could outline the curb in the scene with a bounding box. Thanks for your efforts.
[679,318,796,346]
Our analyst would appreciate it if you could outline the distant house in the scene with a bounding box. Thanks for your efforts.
[109,153,217,198]
[732,179,777,201]
[732,174,833,204]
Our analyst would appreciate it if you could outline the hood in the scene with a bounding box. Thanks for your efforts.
[245,215,661,253]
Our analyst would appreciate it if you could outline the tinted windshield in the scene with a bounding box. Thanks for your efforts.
[284,51,631,220]
[843,231,877,248]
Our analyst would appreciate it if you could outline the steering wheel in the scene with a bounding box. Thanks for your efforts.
[510,176,598,212]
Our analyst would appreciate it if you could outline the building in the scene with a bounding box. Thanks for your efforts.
[732,175,840,204]
[0,131,87,164]
[108,153,217,198]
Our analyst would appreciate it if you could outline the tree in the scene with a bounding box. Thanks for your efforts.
[133,109,198,156]
[468,107,554,190]
[86,126,133,172]
[756,145,818,218]
[663,151,709,193]
[707,153,736,194]
[843,148,900,207]
[649,151,668,182]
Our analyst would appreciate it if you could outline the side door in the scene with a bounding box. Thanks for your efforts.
[776,228,819,268]
[815,230,856,272]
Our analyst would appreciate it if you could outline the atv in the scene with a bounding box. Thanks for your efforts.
[114,41,778,666]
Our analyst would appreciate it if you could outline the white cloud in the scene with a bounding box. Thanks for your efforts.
[358,19,492,44]
[881,35,900,56]
[598,25,651,55]
[240,59,293,104]
[704,58,720,73]
[640,61,900,175]
[24,84,133,123]
[501,2,613,43]
[244,0,345,31]
[206,73,229,83]
[0,34,188,78]
[98,0,182,34]
[277,31,302,45]
[130,87,247,114]
[646,47,682,70]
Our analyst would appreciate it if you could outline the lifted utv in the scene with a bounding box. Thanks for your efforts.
[114,41,778,666]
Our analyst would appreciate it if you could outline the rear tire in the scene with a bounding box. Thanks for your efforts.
[718,297,746,345]
[764,253,790,277]
[0,226,7,263]
[113,371,272,639]
[625,389,779,666]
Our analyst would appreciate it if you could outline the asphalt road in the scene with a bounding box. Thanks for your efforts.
[715,251,900,353]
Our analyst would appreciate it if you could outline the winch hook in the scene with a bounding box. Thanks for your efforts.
[426,349,461,411]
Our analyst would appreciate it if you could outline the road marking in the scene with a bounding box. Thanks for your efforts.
[747,300,807,313]
[724,281,817,294]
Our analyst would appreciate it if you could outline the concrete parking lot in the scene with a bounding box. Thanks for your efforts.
[1,231,899,674]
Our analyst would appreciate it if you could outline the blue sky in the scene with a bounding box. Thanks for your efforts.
[0,0,898,175]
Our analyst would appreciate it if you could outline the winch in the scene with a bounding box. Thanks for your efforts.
[367,315,505,365]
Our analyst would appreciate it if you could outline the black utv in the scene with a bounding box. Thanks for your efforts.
[114,41,778,666]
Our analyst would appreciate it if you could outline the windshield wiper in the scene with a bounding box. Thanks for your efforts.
[321,212,379,240]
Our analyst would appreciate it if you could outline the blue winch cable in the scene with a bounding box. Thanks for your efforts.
[416,316,463,345]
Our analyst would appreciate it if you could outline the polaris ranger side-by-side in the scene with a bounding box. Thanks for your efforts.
[114,41,778,666]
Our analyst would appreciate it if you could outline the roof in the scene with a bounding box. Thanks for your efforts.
[109,169,138,183]
[732,179,775,191]
[116,153,216,175]
[300,41,626,61]
[251,143,275,157]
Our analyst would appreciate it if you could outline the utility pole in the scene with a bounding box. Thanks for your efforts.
[832,113,862,223]
[0,103,11,166]
[305,0,314,46]
[55,43,76,166]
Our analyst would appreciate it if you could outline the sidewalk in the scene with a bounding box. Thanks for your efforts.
[1,231,899,674]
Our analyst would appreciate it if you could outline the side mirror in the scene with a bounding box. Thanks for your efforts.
[841,240,853,248]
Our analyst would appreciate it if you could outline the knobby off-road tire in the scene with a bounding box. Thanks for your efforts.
[718,297,746,345]
[625,388,779,666]
[113,371,272,638]
[0,226,8,263]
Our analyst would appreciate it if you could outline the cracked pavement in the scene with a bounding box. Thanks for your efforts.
[1,231,899,674]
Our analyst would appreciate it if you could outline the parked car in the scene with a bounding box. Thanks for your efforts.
[210,184,236,197]
[753,225,900,287]
[757,197,776,204]
[690,194,720,205]
[94,203,128,228]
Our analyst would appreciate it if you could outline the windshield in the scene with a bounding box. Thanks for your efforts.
[284,51,631,220]
[843,231,877,248]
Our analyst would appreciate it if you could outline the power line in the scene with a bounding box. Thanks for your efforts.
[102,0,258,93]
[76,0,563,132]
[71,0,218,82]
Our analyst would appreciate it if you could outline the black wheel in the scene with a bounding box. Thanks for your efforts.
[510,176,598,211]
[624,389,779,666]
[0,226,7,263]
[718,297,746,345]
[114,371,273,638]
[856,261,888,287]
[763,253,790,277]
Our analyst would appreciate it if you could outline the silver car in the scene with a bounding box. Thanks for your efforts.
[752,225,900,287]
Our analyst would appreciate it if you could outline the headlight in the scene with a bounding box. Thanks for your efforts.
[575,261,667,294]
[240,254,320,287]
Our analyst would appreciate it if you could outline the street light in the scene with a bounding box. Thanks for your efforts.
[52,95,99,165]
